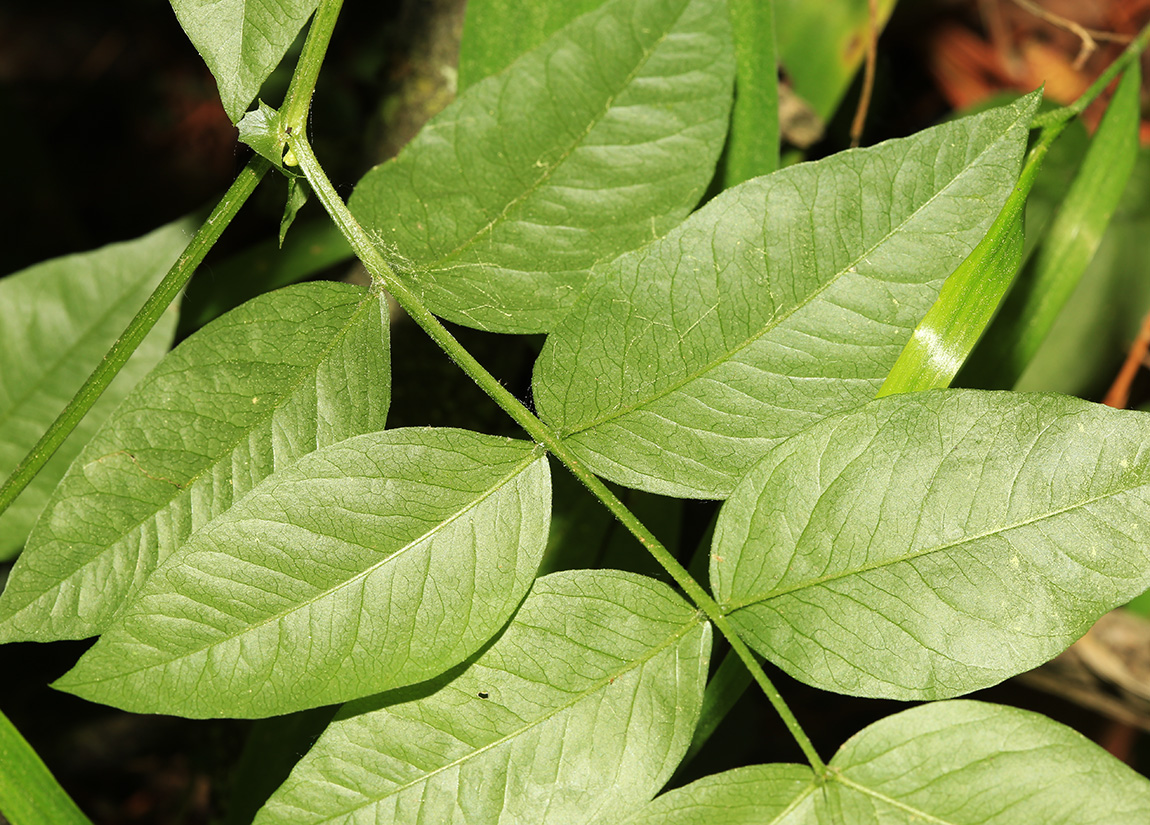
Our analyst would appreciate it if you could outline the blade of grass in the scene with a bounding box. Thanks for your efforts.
[0,708,92,825]
[963,64,1141,389]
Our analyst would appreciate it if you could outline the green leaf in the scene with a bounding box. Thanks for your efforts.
[713,389,1150,700]
[457,0,605,91]
[237,101,288,170]
[0,282,389,643]
[350,0,735,333]
[822,701,1150,823]
[254,569,710,824]
[774,0,898,121]
[623,701,1150,824]
[53,429,550,718]
[723,0,779,187]
[0,221,188,561]
[169,0,320,123]
[622,764,818,824]
[534,93,1040,499]
[0,707,92,825]
[965,64,1142,390]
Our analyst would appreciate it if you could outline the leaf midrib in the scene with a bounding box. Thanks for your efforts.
[14,289,381,624]
[317,609,706,821]
[414,0,685,275]
[64,447,544,687]
[724,482,1139,612]
[557,106,1031,438]
[831,773,958,825]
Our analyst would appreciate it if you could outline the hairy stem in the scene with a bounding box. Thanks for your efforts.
[291,132,828,774]
[0,158,269,522]
[280,0,345,166]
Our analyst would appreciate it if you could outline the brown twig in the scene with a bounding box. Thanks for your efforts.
[849,0,879,148]
[1009,0,1133,70]
[1103,306,1150,409]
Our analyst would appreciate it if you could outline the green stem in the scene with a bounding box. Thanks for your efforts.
[0,707,92,825]
[291,133,827,774]
[280,0,345,163]
[1032,18,1150,129]
[0,158,269,521]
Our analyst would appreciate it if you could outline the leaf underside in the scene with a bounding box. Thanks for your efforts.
[255,569,710,824]
[0,221,189,561]
[350,0,736,333]
[534,93,1040,499]
[53,429,550,718]
[0,282,390,643]
[714,389,1150,700]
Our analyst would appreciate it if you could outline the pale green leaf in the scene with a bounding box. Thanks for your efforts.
[53,429,550,718]
[255,569,710,824]
[169,0,320,122]
[822,701,1150,823]
[622,701,1150,824]
[534,93,1039,499]
[622,765,817,824]
[457,0,605,91]
[0,282,389,643]
[714,390,1150,700]
[0,222,188,561]
[351,0,735,333]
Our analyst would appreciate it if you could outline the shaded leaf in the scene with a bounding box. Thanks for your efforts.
[457,0,605,91]
[351,0,735,333]
[0,221,188,561]
[622,764,817,824]
[255,569,710,824]
[713,390,1150,700]
[169,0,320,122]
[0,282,389,642]
[534,93,1039,499]
[53,429,550,718]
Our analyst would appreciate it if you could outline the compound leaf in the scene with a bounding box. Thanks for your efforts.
[714,390,1150,699]
[534,93,1039,499]
[169,0,320,122]
[0,221,187,561]
[0,282,389,643]
[351,0,735,333]
[53,429,550,718]
[255,569,710,824]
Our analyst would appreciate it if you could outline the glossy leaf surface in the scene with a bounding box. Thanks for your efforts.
[0,222,186,561]
[255,570,710,824]
[54,429,550,718]
[535,93,1038,498]
[0,283,389,642]
[169,0,320,122]
[714,390,1150,699]
[622,702,1150,823]
[351,0,735,333]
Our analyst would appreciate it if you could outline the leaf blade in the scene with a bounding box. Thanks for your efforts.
[534,93,1040,499]
[0,221,187,560]
[254,569,710,824]
[169,0,320,122]
[0,282,389,643]
[714,390,1150,699]
[351,0,735,333]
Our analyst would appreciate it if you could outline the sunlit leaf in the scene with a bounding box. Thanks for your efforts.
[535,93,1039,499]
[351,0,735,333]
[714,389,1150,699]
[0,221,188,561]
[255,569,709,823]
[53,429,550,718]
[0,282,389,642]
